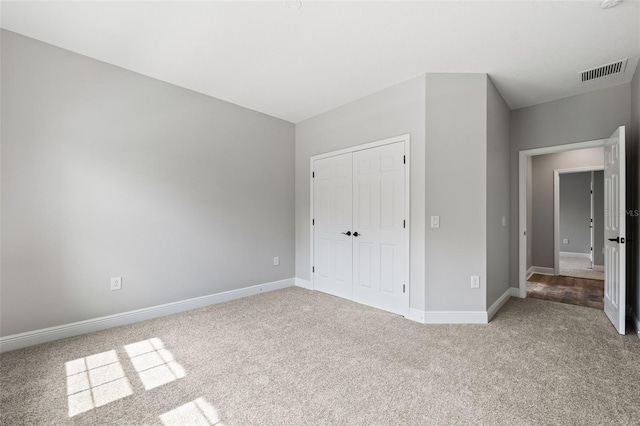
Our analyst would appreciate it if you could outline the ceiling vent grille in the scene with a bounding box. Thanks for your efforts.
[580,59,627,82]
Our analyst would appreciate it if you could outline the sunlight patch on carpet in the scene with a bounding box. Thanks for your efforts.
[124,338,186,390]
[65,350,133,417]
[159,397,225,426]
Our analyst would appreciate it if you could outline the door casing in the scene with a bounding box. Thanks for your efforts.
[518,138,607,298]
[310,134,411,315]
[553,165,604,276]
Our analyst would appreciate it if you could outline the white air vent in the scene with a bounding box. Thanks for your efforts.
[580,59,628,82]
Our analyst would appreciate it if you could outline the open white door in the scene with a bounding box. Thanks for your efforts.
[604,126,626,335]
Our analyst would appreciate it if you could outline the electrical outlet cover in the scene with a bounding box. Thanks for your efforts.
[110,277,122,291]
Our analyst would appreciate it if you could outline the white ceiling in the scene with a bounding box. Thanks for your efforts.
[2,1,639,123]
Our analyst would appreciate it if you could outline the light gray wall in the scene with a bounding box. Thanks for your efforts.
[486,77,511,308]
[632,60,640,323]
[0,31,295,336]
[559,172,592,254]
[425,74,487,312]
[510,84,632,285]
[295,76,426,311]
[593,170,604,266]
[530,148,603,268]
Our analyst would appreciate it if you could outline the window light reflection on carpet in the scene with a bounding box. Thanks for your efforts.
[124,337,186,390]
[159,397,225,426]
[65,350,133,417]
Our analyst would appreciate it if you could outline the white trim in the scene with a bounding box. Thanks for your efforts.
[593,265,604,272]
[553,166,604,274]
[487,288,512,321]
[518,138,607,300]
[0,278,295,353]
[406,308,426,324]
[424,311,488,324]
[311,134,411,161]
[529,266,555,275]
[509,287,522,298]
[295,278,313,290]
[310,134,411,316]
[559,251,592,259]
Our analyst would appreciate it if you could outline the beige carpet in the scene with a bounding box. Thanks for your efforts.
[560,253,604,280]
[1,287,639,425]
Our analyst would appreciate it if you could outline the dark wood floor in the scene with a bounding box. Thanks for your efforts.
[527,273,604,310]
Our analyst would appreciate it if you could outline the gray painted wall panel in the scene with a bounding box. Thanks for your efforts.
[510,85,631,286]
[1,31,295,336]
[559,172,591,254]
[486,77,511,308]
[425,74,487,312]
[295,76,426,310]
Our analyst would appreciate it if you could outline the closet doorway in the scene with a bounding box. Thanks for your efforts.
[310,135,410,316]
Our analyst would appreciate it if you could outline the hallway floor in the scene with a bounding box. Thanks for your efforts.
[527,273,604,310]
[559,253,604,280]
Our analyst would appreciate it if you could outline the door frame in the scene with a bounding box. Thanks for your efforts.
[553,165,604,275]
[309,134,411,313]
[518,138,607,298]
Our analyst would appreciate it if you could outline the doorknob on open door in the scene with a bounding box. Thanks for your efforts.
[608,237,620,243]
[353,232,360,237]
[341,231,351,236]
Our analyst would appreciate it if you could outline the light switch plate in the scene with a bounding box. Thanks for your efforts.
[431,216,440,228]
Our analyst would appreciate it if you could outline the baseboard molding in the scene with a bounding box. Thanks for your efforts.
[487,288,512,321]
[406,308,426,324]
[509,287,521,298]
[560,251,591,259]
[424,310,488,324]
[593,265,604,272]
[529,266,555,276]
[295,278,313,290]
[0,278,295,353]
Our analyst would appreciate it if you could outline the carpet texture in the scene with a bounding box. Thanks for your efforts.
[1,287,639,425]
[559,254,604,280]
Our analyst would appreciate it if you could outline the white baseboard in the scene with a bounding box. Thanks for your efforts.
[0,278,295,353]
[424,311,488,324]
[593,265,604,272]
[529,266,555,276]
[406,308,426,324]
[295,278,313,290]
[487,288,512,321]
[560,251,591,259]
[510,287,523,298]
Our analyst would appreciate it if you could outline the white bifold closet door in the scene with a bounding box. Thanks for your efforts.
[313,141,406,315]
[313,152,353,300]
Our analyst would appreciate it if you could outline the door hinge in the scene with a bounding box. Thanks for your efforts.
[312,219,315,226]
[312,266,315,273]
[403,155,406,164]
[312,171,315,178]
[403,220,406,228]
[403,284,406,293]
